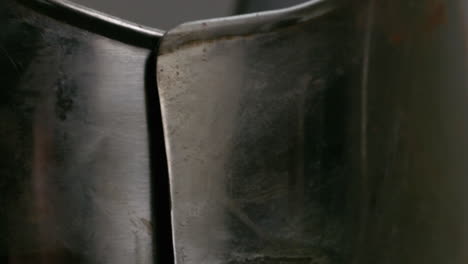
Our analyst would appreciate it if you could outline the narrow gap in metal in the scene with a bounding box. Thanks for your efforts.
[145,50,175,264]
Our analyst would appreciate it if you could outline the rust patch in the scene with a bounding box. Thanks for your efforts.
[388,31,406,46]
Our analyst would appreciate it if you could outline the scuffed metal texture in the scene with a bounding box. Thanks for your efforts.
[0,0,160,263]
[157,1,355,263]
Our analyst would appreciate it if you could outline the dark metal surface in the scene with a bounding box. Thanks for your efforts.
[0,0,163,263]
[351,0,468,263]
[3,0,467,263]
[157,1,355,263]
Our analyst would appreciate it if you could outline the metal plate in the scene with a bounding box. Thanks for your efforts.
[157,1,354,263]
[350,1,468,263]
[0,0,162,262]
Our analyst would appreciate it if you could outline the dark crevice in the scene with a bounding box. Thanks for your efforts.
[145,50,174,264]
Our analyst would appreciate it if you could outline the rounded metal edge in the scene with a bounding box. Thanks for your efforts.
[15,0,164,48]
[156,0,337,54]
[155,0,338,156]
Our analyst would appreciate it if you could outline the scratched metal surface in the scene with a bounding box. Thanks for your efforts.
[157,1,354,263]
[0,0,162,263]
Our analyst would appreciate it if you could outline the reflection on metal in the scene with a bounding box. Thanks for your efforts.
[24,0,164,39]
[0,0,162,263]
[3,0,467,263]
[157,0,355,263]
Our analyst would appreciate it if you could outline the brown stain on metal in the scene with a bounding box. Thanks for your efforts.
[359,0,447,47]
[424,1,446,33]
[140,218,153,234]
[388,31,406,46]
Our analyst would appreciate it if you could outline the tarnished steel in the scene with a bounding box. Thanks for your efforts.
[0,0,163,263]
[3,0,468,263]
[350,1,468,264]
[157,1,355,263]
[157,0,468,263]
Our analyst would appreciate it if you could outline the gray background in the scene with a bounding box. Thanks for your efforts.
[72,0,308,30]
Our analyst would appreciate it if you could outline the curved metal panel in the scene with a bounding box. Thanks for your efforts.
[157,1,354,263]
[16,0,163,47]
[0,0,161,262]
[351,1,468,264]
